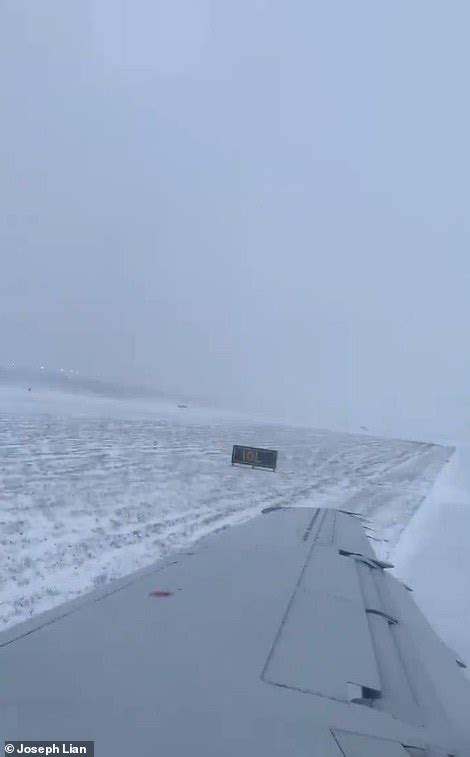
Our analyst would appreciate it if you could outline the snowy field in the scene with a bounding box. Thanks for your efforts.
[0,386,453,632]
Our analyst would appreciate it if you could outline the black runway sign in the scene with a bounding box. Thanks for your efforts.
[231,445,278,471]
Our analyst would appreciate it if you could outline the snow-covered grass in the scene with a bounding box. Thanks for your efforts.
[0,386,453,631]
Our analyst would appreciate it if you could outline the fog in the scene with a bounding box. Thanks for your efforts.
[2,1,470,437]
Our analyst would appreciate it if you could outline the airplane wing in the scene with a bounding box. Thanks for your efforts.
[2,506,470,756]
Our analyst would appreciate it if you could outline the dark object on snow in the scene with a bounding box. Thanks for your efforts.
[28,387,31,392]
[177,404,188,409]
[232,444,278,471]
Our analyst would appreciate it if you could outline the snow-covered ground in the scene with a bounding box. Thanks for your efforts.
[0,386,454,632]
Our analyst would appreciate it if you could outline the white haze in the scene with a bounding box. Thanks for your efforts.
[2,1,470,438]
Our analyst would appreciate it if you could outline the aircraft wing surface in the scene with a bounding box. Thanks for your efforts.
[2,506,470,755]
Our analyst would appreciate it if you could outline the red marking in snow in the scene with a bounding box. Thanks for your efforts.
[149,590,173,598]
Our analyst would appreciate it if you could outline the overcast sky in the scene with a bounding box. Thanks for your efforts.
[2,1,470,437]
